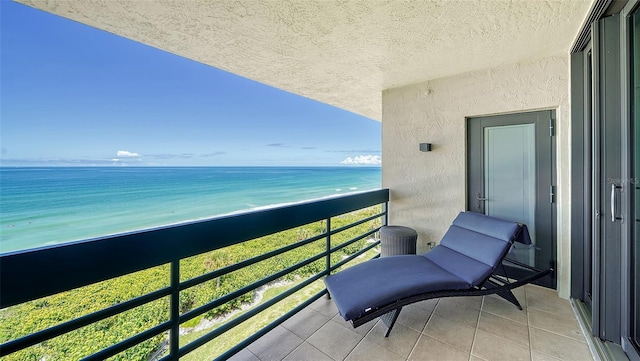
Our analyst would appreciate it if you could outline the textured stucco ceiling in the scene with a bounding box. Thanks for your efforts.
[17,0,593,121]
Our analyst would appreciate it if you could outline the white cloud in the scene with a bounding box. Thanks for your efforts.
[116,150,140,157]
[340,155,381,165]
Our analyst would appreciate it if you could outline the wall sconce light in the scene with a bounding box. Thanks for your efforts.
[419,143,432,152]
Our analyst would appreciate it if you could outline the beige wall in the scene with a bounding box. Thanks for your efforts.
[381,56,572,298]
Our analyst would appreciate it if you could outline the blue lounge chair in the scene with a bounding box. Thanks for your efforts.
[324,211,552,336]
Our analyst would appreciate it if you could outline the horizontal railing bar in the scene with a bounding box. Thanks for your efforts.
[215,289,328,361]
[180,232,328,290]
[179,250,327,324]
[179,212,381,293]
[83,321,171,361]
[0,286,172,357]
[179,272,327,358]
[330,212,385,234]
[329,228,379,254]
[330,240,381,272]
[1,189,390,308]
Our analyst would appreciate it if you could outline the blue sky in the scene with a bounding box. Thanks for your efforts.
[0,2,381,167]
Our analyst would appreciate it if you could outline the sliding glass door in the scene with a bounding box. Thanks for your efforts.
[571,2,640,359]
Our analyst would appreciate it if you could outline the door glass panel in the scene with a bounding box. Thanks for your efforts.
[484,124,536,266]
[631,6,640,347]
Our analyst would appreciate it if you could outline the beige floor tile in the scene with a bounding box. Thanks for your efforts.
[283,342,334,361]
[364,321,421,358]
[423,314,476,352]
[282,307,331,339]
[477,311,529,347]
[439,295,484,310]
[525,284,555,296]
[433,299,480,328]
[307,320,363,360]
[247,326,304,361]
[470,356,487,361]
[226,348,260,361]
[345,339,405,361]
[331,313,377,336]
[531,350,563,361]
[482,294,528,324]
[529,327,593,361]
[397,303,432,332]
[527,308,586,343]
[234,281,597,361]
[512,286,526,301]
[310,297,340,318]
[525,285,575,319]
[410,335,470,361]
[412,298,439,313]
[472,329,530,361]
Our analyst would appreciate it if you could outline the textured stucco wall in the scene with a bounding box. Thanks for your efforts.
[382,56,572,298]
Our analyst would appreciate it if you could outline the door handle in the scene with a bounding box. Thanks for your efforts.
[610,183,623,223]
[476,193,488,209]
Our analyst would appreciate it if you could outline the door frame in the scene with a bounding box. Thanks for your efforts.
[621,0,639,358]
[466,110,557,289]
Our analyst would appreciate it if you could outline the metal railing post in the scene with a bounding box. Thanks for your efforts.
[325,217,331,277]
[325,217,332,300]
[383,201,389,226]
[170,259,180,359]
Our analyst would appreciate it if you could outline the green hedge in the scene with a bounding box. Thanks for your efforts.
[0,206,381,360]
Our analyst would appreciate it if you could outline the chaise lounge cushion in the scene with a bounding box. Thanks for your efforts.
[324,211,521,321]
[425,216,518,285]
[324,255,469,320]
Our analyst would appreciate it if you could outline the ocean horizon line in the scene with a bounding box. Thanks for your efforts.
[0,165,382,169]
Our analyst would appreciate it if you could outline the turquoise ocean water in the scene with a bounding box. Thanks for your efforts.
[0,167,381,253]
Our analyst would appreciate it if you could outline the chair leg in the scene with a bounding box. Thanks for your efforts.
[496,289,523,310]
[380,307,402,337]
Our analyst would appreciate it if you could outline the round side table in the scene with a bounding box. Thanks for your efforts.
[379,225,417,257]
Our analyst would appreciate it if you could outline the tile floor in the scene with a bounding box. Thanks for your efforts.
[228,284,594,361]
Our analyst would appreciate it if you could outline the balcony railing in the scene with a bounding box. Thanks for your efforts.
[0,188,389,360]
